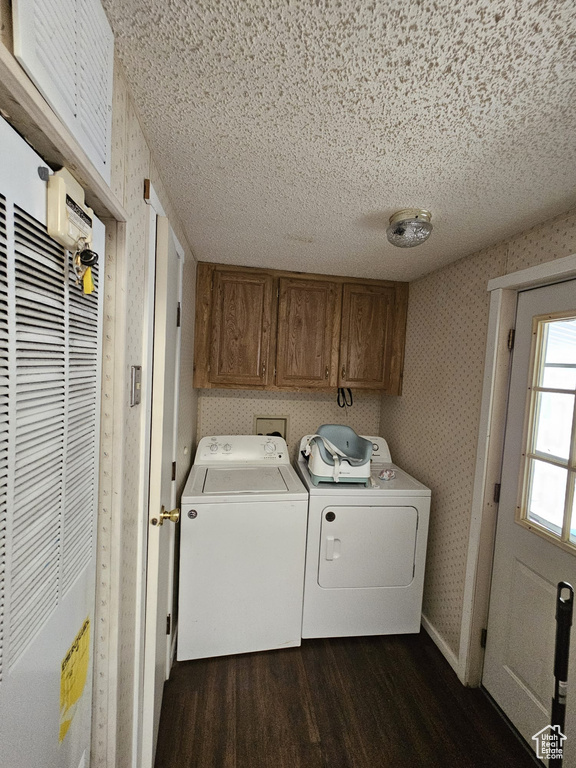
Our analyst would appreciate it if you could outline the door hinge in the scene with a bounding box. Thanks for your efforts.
[493,483,501,503]
[166,614,171,635]
[480,627,487,648]
[507,328,515,350]
[176,301,181,328]
[171,461,176,481]
[143,178,151,201]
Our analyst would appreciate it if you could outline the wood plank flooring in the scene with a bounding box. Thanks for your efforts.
[155,630,539,768]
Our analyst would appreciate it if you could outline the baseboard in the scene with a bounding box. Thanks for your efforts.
[421,613,461,678]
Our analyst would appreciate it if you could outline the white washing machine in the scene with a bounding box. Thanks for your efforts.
[296,435,431,638]
[178,435,308,661]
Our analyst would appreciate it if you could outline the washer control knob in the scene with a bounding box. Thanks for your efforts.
[264,442,276,454]
[223,443,232,452]
[209,443,219,453]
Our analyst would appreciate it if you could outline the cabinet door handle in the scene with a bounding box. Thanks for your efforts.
[325,366,329,379]
[262,361,266,376]
[341,366,346,380]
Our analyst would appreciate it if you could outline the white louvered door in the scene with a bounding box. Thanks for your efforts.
[12,0,114,182]
[0,116,104,767]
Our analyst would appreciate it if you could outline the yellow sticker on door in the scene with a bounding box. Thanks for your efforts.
[59,618,90,742]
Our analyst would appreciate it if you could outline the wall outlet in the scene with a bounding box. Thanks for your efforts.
[254,416,288,440]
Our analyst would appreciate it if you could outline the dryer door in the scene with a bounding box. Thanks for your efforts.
[318,505,418,588]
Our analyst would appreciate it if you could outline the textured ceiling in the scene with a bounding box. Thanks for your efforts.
[103,0,576,281]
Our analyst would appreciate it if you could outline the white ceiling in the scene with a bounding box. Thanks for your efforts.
[103,0,576,282]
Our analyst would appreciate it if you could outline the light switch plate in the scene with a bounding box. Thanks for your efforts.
[254,415,289,440]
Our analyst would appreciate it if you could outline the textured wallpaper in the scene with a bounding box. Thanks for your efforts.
[93,59,198,768]
[198,389,382,462]
[380,209,576,659]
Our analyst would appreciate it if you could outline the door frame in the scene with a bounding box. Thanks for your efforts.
[130,182,164,767]
[133,186,185,768]
[460,253,576,686]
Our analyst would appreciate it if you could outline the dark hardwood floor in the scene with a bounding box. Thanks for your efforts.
[155,630,539,768]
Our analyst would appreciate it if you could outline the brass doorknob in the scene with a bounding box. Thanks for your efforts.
[154,506,180,526]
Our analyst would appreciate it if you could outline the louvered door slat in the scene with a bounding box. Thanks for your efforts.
[62,254,98,594]
[14,0,114,181]
[0,194,7,681]
[9,209,65,668]
[14,473,61,510]
[77,0,113,172]
[15,432,64,467]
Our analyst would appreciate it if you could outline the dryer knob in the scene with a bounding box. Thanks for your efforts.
[209,443,219,453]
[326,511,336,522]
[264,442,276,454]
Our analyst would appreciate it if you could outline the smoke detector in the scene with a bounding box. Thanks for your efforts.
[386,209,433,248]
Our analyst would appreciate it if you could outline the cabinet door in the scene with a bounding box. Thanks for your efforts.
[209,270,275,386]
[276,277,341,388]
[339,282,396,390]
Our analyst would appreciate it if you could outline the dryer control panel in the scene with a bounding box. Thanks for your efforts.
[195,435,288,465]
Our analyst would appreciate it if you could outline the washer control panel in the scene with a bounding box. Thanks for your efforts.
[195,435,288,465]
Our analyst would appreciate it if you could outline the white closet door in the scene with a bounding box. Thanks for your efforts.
[12,0,114,182]
[0,116,104,768]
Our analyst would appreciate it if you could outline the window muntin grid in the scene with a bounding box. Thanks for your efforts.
[520,313,576,550]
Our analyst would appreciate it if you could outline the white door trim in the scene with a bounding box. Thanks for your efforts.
[460,253,576,686]
[131,184,163,768]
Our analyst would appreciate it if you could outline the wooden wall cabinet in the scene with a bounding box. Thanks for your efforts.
[194,263,408,394]
[276,277,341,388]
[204,269,275,387]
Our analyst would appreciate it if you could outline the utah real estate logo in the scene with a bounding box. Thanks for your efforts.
[532,725,567,760]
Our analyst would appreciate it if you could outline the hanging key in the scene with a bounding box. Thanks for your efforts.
[79,248,98,268]
[72,243,99,295]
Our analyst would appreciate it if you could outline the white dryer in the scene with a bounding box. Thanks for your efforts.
[296,435,431,638]
[178,435,308,661]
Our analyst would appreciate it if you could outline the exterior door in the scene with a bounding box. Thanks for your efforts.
[0,117,104,766]
[140,216,182,767]
[483,279,576,764]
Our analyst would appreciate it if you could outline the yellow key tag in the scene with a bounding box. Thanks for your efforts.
[82,266,94,295]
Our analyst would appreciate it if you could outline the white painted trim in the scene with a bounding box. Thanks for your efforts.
[421,614,459,676]
[144,183,166,218]
[102,220,128,768]
[165,241,183,677]
[461,254,576,686]
[488,254,576,292]
[132,190,160,768]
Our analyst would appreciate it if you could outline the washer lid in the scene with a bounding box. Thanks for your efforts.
[203,466,288,494]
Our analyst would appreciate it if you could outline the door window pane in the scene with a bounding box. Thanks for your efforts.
[521,312,576,549]
[541,319,576,390]
[533,391,574,462]
[526,459,567,536]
